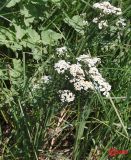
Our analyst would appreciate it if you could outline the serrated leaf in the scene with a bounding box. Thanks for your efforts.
[6,0,21,8]
[41,29,63,45]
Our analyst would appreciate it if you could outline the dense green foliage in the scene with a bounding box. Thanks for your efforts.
[0,0,131,159]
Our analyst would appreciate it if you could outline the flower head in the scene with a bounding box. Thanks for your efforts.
[69,63,85,78]
[116,18,126,27]
[54,60,70,74]
[77,54,101,67]
[58,90,75,103]
[56,46,67,56]
[98,20,108,29]
[41,75,51,84]
[93,2,122,15]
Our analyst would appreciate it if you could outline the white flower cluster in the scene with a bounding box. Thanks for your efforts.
[83,20,89,25]
[54,60,94,92]
[116,18,126,27]
[93,17,108,29]
[55,54,111,101]
[54,60,70,74]
[69,63,85,78]
[77,54,111,97]
[41,75,51,84]
[32,84,40,91]
[77,54,101,67]
[92,2,125,30]
[92,17,99,23]
[58,90,75,103]
[92,15,108,29]
[32,75,51,91]
[89,67,111,97]
[69,63,94,91]
[98,20,108,29]
[80,13,89,26]
[70,78,94,91]
[93,1,122,15]
[56,46,67,56]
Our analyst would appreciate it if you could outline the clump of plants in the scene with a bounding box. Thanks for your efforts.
[0,0,130,159]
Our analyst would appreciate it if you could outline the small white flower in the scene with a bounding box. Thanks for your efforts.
[56,46,67,56]
[98,20,108,29]
[93,3,101,9]
[32,84,40,91]
[116,18,126,27]
[89,67,100,75]
[115,8,122,15]
[92,17,99,23]
[73,80,94,91]
[58,90,75,103]
[83,20,89,25]
[54,60,70,74]
[69,64,85,78]
[41,75,51,84]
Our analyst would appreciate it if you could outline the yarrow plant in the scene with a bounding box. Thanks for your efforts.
[0,0,130,159]
[93,1,122,15]
[76,54,111,97]
[54,53,111,102]
[92,1,126,29]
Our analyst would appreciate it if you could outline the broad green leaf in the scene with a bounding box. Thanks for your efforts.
[0,32,6,41]
[24,17,35,26]
[41,29,63,45]
[27,28,40,44]
[13,59,23,73]
[14,25,26,40]
[0,70,4,77]
[20,6,31,18]
[32,48,42,60]
[10,43,22,51]
[6,0,21,8]
[64,15,87,35]
[0,27,15,41]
